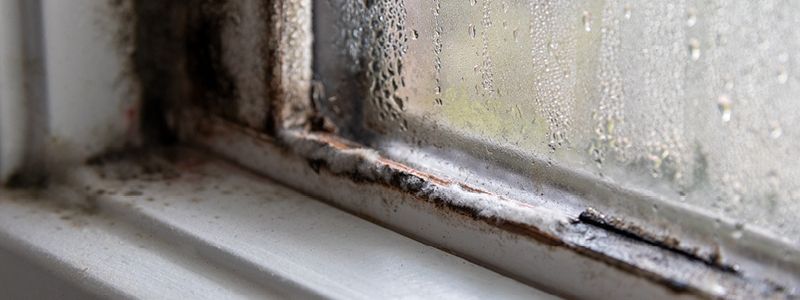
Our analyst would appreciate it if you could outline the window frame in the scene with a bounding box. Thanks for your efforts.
[2,0,797,298]
[166,0,798,298]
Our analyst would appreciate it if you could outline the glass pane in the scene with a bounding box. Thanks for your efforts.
[316,1,800,242]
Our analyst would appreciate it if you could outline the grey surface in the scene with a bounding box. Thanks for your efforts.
[0,246,98,300]
[0,152,556,299]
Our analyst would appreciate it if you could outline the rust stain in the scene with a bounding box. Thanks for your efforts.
[457,183,487,194]
[306,131,454,186]
[306,132,555,203]
[308,132,362,150]
[379,159,452,186]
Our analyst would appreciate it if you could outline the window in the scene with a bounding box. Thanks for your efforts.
[318,0,800,245]
[158,0,799,297]
[2,0,798,298]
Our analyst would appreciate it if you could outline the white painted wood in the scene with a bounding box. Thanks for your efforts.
[0,149,556,299]
[0,0,27,181]
[41,0,136,166]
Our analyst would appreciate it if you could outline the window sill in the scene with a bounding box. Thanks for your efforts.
[0,147,554,299]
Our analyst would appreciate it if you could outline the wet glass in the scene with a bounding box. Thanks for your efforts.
[316,0,800,243]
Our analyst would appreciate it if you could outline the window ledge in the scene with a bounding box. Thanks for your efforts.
[0,148,554,299]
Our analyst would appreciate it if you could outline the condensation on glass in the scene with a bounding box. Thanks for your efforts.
[315,1,800,243]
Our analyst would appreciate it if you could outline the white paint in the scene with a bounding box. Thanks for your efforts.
[41,0,136,166]
[0,0,27,181]
[0,0,137,182]
[0,152,556,299]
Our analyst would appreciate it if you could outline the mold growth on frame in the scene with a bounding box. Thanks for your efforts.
[122,0,799,298]
[131,0,312,142]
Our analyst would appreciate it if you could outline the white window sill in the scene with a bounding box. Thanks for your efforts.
[0,148,555,299]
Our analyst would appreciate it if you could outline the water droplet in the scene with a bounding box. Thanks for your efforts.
[724,80,734,91]
[717,95,732,122]
[468,24,476,39]
[582,11,592,32]
[393,96,404,110]
[623,5,632,19]
[767,170,780,189]
[687,8,697,27]
[512,29,518,42]
[688,38,701,60]
[731,223,744,239]
[411,29,419,40]
[470,0,477,7]
[777,69,788,84]
[708,283,727,297]
[770,121,783,139]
